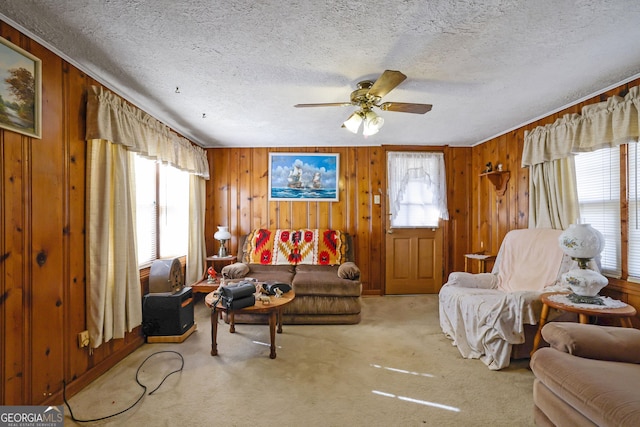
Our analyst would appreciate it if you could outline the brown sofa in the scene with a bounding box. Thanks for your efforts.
[530,322,640,426]
[221,229,362,324]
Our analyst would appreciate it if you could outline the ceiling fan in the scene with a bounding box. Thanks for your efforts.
[294,70,432,136]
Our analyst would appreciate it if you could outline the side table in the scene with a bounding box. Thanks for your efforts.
[531,292,637,356]
[206,255,237,274]
[190,255,237,294]
[464,253,496,273]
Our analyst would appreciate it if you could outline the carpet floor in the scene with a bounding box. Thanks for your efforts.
[64,294,535,426]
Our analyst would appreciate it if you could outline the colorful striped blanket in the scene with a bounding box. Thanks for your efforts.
[243,229,346,265]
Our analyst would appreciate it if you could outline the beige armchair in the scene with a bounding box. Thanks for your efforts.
[439,228,572,370]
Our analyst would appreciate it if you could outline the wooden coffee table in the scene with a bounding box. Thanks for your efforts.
[205,290,295,359]
[531,291,637,356]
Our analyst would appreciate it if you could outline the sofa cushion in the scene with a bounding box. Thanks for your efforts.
[542,322,640,363]
[242,269,295,285]
[293,265,361,297]
[248,263,295,274]
[284,295,361,315]
[221,262,250,279]
[531,348,640,427]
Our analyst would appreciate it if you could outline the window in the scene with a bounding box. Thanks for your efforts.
[629,143,640,280]
[574,143,639,281]
[387,152,448,228]
[574,146,621,276]
[134,154,189,266]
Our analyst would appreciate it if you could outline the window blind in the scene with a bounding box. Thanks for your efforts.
[134,154,158,265]
[574,147,621,277]
[629,143,640,281]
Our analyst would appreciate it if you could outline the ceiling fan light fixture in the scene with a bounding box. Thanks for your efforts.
[343,111,363,134]
[363,110,384,136]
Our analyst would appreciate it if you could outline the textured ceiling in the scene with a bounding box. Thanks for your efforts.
[2,1,640,148]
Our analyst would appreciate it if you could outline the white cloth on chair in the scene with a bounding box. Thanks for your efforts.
[439,228,571,370]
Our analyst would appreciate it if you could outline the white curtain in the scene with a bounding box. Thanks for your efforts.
[85,86,210,348]
[523,84,640,229]
[527,157,579,229]
[387,151,449,225]
[86,140,141,348]
[187,174,206,284]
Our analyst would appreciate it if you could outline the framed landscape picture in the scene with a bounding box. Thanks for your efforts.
[0,36,42,138]
[268,153,339,202]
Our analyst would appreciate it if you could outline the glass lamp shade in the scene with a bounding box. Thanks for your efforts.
[362,110,384,136]
[343,112,363,134]
[214,226,231,257]
[558,223,605,265]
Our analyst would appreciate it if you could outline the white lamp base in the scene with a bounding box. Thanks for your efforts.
[561,268,608,297]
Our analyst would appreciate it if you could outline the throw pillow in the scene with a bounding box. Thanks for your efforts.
[338,262,360,280]
[221,262,250,279]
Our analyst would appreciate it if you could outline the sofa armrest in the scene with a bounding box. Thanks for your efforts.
[542,322,640,363]
[338,262,360,280]
[445,272,497,289]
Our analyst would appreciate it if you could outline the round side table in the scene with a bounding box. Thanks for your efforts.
[531,292,637,356]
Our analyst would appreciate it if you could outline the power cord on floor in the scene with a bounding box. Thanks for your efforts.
[63,350,184,423]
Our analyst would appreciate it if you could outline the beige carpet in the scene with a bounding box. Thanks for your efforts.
[64,295,535,426]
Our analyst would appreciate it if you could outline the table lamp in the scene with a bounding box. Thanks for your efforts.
[558,222,608,304]
[214,226,231,257]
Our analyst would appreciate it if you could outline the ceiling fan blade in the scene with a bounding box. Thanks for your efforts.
[294,102,352,108]
[379,102,432,114]
[367,70,407,98]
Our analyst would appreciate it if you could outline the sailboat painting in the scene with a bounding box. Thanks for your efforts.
[268,153,339,201]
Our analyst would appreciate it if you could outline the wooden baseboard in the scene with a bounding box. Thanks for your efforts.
[46,335,145,405]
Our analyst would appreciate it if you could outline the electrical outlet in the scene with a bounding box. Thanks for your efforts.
[78,330,90,348]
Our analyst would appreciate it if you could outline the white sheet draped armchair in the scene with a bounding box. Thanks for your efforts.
[438,228,572,370]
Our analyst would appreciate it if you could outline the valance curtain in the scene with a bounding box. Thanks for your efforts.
[86,85,210,179]
[523,84,640,229]
[523,85,640,167]
[387,151,449,224]
[85,86,210,348]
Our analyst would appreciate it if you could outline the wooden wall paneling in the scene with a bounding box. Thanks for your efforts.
[65,64,90,382]
[445,146,472,274]
[29,38,66,404]
[0,23,31,406]
[212,149,231,256]
[329,147,345,231]
[514,129,529,230]
[236,148,252,254]
[354,147,372,292]
[251,148,269,232]
[1,130,28,404]
[475,142,492,257]
[204,150,216,257]
[495,134,509,252]
[228,148,240,250]
[367,146,384,294]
